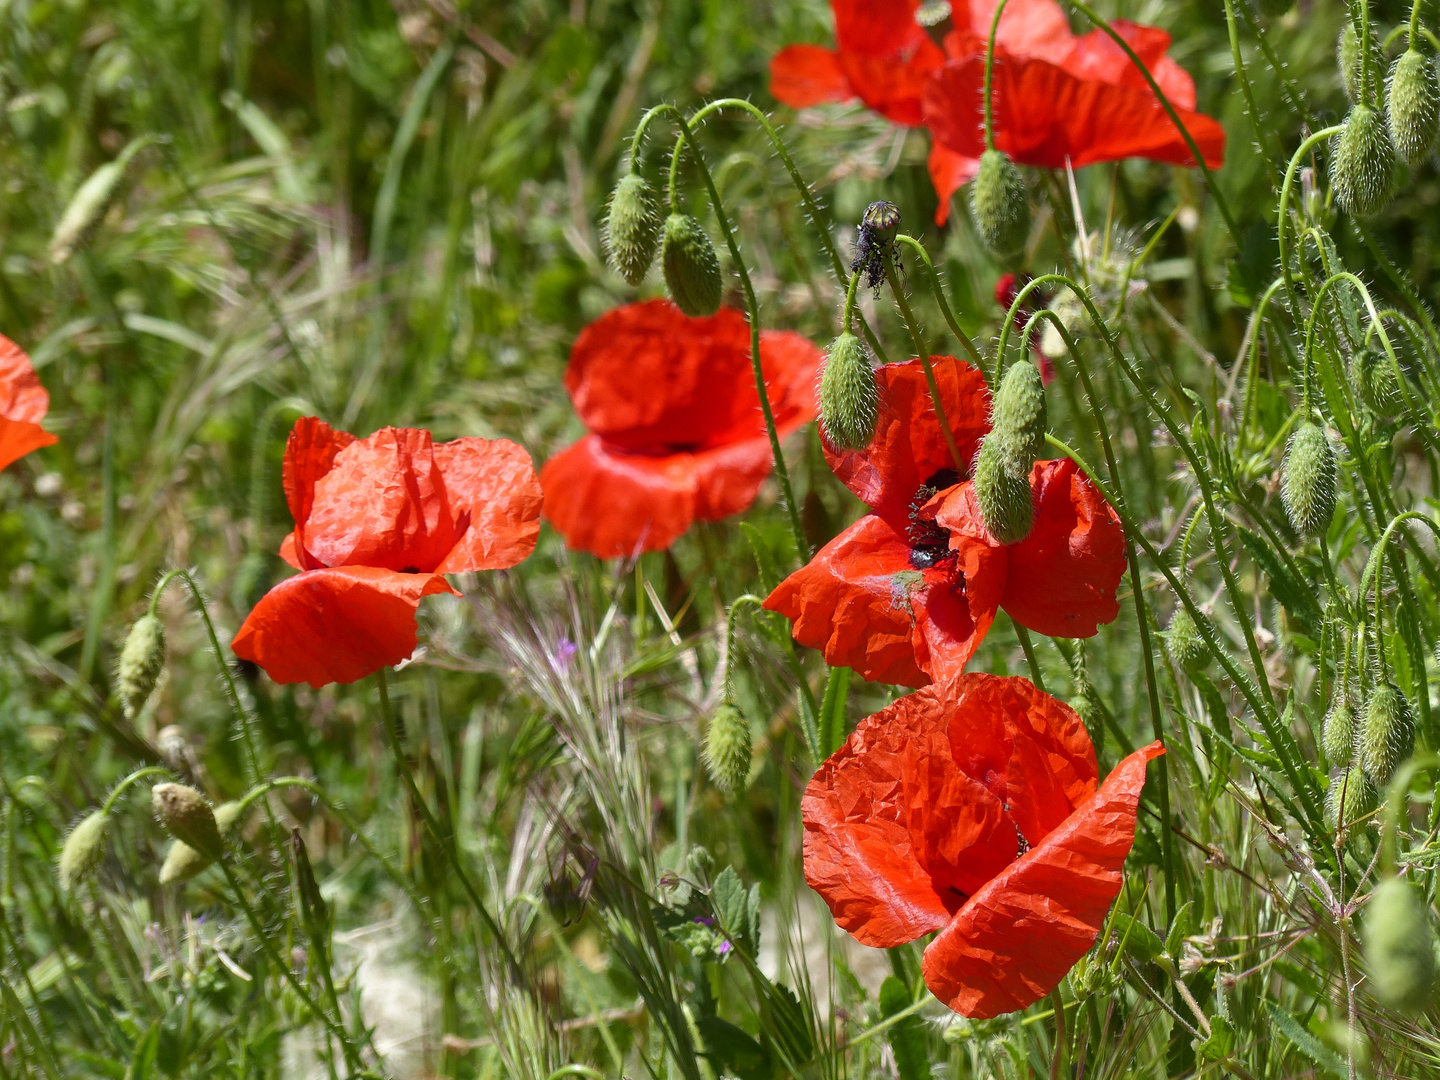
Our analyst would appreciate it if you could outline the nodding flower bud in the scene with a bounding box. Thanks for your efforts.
[1331,104,1399,219]
[152,783,225,863]
[1164,608,1208,677]
[1388,48,1440,165]
[1323,701,1358,767]
[1356,343,1403,418]
[970,150,1031,259]
[58,810,108,891]
[1281,422,1338,539]
[1361,681,1415,785]
[604,172,662,286]
[117,614,166,720]
[989,360,1048,466]
[1339,23,1384,106]
[1364,877,1437,1011]
[703,700,752,794]
[972,435,1034,545]
[1325,766,1375,834]
[661,213,722,317]
[818,333,879,451]
[158,801,243,884]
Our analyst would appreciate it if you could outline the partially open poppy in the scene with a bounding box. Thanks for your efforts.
[541,300,822,559]
[232,417,542,687]
[763,355,1125,686]
[803,673,1163,1017]
[0,335,58,471]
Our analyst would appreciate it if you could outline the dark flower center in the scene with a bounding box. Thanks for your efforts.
[906,469,960,568]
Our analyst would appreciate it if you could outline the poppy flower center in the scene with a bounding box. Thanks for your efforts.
[906,468,959,569]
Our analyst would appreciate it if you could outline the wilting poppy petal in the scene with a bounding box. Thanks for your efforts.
[433,437,543,573]
[0,335,57,470]
[802,685,1017,948]
[825,356,991,535]
[283,417,357,571]
[232,566,457,687]
[921,741,1164,1018]
[945,673,1098,846]
[928,143,979,226]
[770,44,853,108]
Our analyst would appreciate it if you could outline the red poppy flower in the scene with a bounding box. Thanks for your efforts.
[0,335,58,471]
[541,300,822,559]
[803,673,1164,1017]
[763,356,1125,686]
[232,417,542,687]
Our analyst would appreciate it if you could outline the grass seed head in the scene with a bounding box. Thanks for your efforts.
[970,150,1031,260]
[661,213,722,317]
[703,701,752,794]
[818,332,879,451]
[604,172,661,286]
[1281,421,1338,539]
[58,810,108,891]
[152,783,225,863]
[1364,878,1436,1011]
[117,614,166,720]
[972,435,1034,544]
[1330,104,1400,219]
[1388,48,1440,165]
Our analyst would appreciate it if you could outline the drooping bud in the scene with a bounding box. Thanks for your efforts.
[152,783,224,863]
[818,333,879,451]
[604,172,662,286]
[49,137,148,264]
[972,435,1034,545]
[1387,48,1440,165]
[58,810,108,891]
[1281,422,1338,539]
[1339,23,1384,106]
[661,213,723,317]
[117,614,166,720]
[1361,681,1415,785]
[1364,878,1436,1011]
[158,801,243,884]
[1165,608,1208,677]
[1323,701,1358,767]
[970,150,1031,259]
[1356,343,1403,418]
[1324,767,1376,833]
[703,701,753,794]
[989,360,1047,464]
[1330,105,1399,219]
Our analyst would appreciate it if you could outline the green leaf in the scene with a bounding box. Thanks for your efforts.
[1236,526,1320,632]
[1194,1015,1237,1062]
[819,666,852,756]
[754,978,813,1068]
[711,867,758,957]
[1264,1000,1347,1078]
[1165,901,1194,959]
[1110,913,1164,963]
[124,1022,160,1080]
[879,976,929,1080]
[740,523,783,595]
[696,1014,772,1080]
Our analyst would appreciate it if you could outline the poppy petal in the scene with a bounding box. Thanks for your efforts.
[770,45,853,108]
[433,437,542,573]
[831,0,946,126]
[948,0,1075,65]
[802,685,1016,949]
[231,566,458,688]
[921,741,1165,1018]
[0,336,57,470]
[0,417,57,472]
[283,417,357,570]
[928,482,1009,627]
[928,143,980,226]
[541,436,696,559]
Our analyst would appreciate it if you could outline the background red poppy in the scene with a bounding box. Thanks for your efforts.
[0,335,57,472]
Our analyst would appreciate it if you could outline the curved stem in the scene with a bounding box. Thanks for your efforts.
[894,234,985,365]
[100,766,171,815]
[983,0,1012,151]
[881,250,966,474]
[1278,126,1344,321]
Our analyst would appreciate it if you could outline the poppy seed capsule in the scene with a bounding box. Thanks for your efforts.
[152,783,225,863]
[1331,105,1399,219]
[1323,701,1358,767]
[58,810,108,891]
[1388,48,1440,165]
[970,150,1031,259]
[989,360,1047,464]
[703,701,752,794]
[661,213,723,318]
[117,614,166,720]
[1364,877,1437,1011]
[1325,767,1376,833]
[861,200,901,247]
[1361,681,1415,785]
[604,172,661,286]
[818,332,879,451]
[972,435,1034,544]
[1281,422,1337,539]
[158,800,244,884]
[1164,608,1208,676]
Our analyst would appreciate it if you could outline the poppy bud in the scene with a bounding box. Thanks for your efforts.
[989,360,1047,465]
[1330,105,1399,219]
[970,150,1031,259]
[1339,23,1384,106]
[1364,878,1436,1011]
[972,435,1034,545]
[1165,608,1208,677]
[1356,344,1403,418]
[152,783,225,863]
[703,701,752,794]
[818,332,879,451]
[662,213,723,318]
[1322,701,1358,767]
[158,801,243,884]
[1387,48,1440,165]
[117,614,166,720]
[1281,422,1338,539]
[58,810,108,891]
[604,172,661,286]
[1324,767,1376,833]
[1361,681,1415,785]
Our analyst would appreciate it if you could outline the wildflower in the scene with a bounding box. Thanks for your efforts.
[764,356,1125,686]
[0,335,58,471]
[232,417,542,687]
[803,674,1163,1017]
[541,301,822,558]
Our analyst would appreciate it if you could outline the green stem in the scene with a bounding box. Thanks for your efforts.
[893,235,985,366]
[983,0,1012,150]
[1278,126,1345,323]
[99,766,171,815]
[1223,0,1280,190]
[1015,622,1046,693]
[881,250,966,474]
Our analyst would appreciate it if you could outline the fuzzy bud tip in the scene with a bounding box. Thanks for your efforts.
[970,150,1031,259]
[1281,422,1338,539]
[117,614,166,720]
[661,213,723,318]
[605,172,662,286]
[58,810,108,891]
[152,783,225,863]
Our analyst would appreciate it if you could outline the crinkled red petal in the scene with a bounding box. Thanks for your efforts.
[0,335,56,470]
[928,143,979,226]
[947,0,1075,65]
[433,437,542,573]
[0,418,57,472]
[283,417,357,571]
[770,45,854,108]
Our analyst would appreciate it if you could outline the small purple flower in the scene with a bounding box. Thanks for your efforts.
[554,637,578,668]
[718,940,733,956]
[693,916,715,927]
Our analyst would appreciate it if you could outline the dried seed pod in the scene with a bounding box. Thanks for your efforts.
[158,801,243,884]
[972,435,1034,545]
[1322,701,1358,767]
[1281,422,1338,539]
[152,783,224,863]
[1325,767,1376,833]
[1364,878,1436,1011]
[818,332,879,451]
[970,150,1031,259]
[661,213,722,317]
[1331,104,1399,219]
[1165,608,1208,676]
[117,614,166,720]
[1361,681,1415,786]
[989,360,1047,465]
[1387,48,1440,165]
[604,172,661,286]
[58,811,108,891]
[703,701,752,794]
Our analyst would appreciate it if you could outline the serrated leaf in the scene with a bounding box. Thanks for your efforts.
[1194,1015,1236,1062]
[695,1014,772,1080]
[1264,1000,1347,1077]
[1165,901,1194,959]
[879,976,929,1080]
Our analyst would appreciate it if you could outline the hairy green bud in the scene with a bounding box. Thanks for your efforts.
[1281,422,1338,539]
[1356,343,1403,418]
[972,435,1034,545]
[970,150,1031,259]
[1361,681,1415,786]
[1364,878,1436,1011]
[704,701,753,794]
[1388,48,1440,165]
[989,360,1047,464]
[117,614,166,720]
[818,333,879,451]
[662,213,723,317]
[1325,767,1376,833]
[1323,700,1358,767]
[1165,608,1208,676]
[1331,105,1399,219]
[58,810,108,891]
[1339,23,1385,106]
[158,801,244,884]
[152,783,225,863]
[604,172,661,286]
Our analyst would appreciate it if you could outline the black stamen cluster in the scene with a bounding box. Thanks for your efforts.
[851,201,902,291]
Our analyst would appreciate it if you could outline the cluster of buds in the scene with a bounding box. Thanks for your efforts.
[603,162,722,317]
[974,360,1047,543]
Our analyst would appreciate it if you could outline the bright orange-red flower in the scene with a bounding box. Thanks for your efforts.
[803,673,1163,1017]
[0,335,58,471]
[541,300,822,559]
[763,355,1125,686]
[232,417,542,687]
